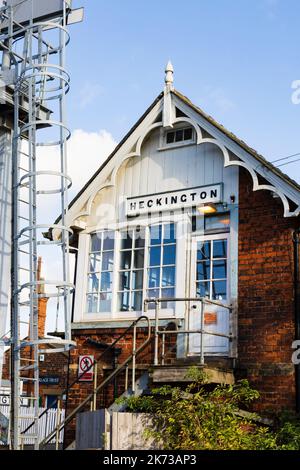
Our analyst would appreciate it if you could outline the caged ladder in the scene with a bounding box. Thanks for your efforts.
[0,1,76,450]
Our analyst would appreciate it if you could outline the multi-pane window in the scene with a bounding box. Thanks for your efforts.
[166,127,193,145]
[196,238,227,301]
[147,224,176,309]
[86,231,115,313]
[118,227,145,312]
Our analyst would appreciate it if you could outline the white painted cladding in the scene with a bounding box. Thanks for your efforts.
[115,129,238,222]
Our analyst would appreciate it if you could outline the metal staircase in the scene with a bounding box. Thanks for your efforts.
[20,315,152,449]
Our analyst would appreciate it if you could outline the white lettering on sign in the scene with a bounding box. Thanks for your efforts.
[126,184,222,216]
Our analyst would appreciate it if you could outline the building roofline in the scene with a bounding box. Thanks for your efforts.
[56,87,300,224]
[172,89,300,194]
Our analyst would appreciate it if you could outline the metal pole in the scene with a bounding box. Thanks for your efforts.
[125,363,129,392]
[10,5,21,448]
[132,324,136,394]
[200,301,204,365]
[154,300,159,366]
[55,399,61,451]
[162,332,165,366]
[93,361,98,411]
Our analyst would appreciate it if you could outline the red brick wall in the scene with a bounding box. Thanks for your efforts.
[237,168,298,412]
[64,327,156,444]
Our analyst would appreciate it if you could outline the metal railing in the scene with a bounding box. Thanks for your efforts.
[144,297,233,365]
[38,315,151,449]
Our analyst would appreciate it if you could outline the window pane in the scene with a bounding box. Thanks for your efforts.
[166,131,175,144]
[161,288,175,309]
[89,254,101,273]
[132,270,143,290]
[120,250,132,270]
[121,230,133,250]
[103,231,114,251]
[87,273,99,293]
[102,251,114,271]
[163,244,176,265]
[163,223,175,244]
[101,272,113,292]
[205,214,230,232]
[213,240,227,258]
[197,261,211,281]
[147,288,159,299]
[133,249,144,269]
[162,266,175,287]
[161,287,175,298]
[149,246,161,266]
[197,241,210,260]
[135,227,145,248]
[175,129,183,142]
[91,233,101,252]
[131,291,143,311]
[196,282,210,298]
[119,271,130,290]
[212,260,227,279]
[148,268,160,288]
[99,292,112,312]
[184,128,193,140]
[212,280,227,300]
[86,294,98,313]
[150,225,162,245]
[118,291,130,311]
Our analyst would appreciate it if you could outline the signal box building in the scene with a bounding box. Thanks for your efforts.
[64,65,300,415]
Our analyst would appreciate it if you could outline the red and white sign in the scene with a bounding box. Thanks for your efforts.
[78,355,94,382]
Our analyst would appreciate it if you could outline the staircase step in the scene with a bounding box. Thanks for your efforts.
[150,366,235,385]
[108,372,149,412]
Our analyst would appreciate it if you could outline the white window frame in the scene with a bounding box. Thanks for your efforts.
[85,230,116,319]
[190,232,230,303]
[158,125,196,151]
[77,212,188,322]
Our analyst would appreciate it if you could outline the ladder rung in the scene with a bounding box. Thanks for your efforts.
[19,415,37,419]
[18,199,30,205]
[21,396,39,400]
[20,358,36,362]
[18,215,30,221]
[18,266,31,272]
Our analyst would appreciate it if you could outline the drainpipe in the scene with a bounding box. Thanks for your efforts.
[293,229,300,413]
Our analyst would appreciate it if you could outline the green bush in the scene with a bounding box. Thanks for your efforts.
[120,369,300,450]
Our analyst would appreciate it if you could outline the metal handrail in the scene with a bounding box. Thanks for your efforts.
[144,297,233,366]
[38,315,151,449]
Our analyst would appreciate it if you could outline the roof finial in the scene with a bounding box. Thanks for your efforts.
[165,60,174,88]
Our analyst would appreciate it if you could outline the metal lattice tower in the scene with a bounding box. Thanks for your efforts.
[0,1,79,450]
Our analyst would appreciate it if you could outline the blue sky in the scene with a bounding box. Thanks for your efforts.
[67,0,300,182]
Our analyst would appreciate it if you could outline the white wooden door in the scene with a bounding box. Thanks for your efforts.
[189,234,230,355]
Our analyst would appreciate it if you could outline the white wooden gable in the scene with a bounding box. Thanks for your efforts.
[66,67,300,228]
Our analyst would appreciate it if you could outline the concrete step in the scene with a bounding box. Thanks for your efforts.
[150,365,235,385]
[108,372,150,412]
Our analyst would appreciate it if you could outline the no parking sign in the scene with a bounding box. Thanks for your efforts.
[78,355,94,382]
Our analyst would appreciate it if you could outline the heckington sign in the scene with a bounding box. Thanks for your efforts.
[126,184,222,216]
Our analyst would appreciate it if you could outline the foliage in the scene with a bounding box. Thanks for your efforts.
[120,369,300,450]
